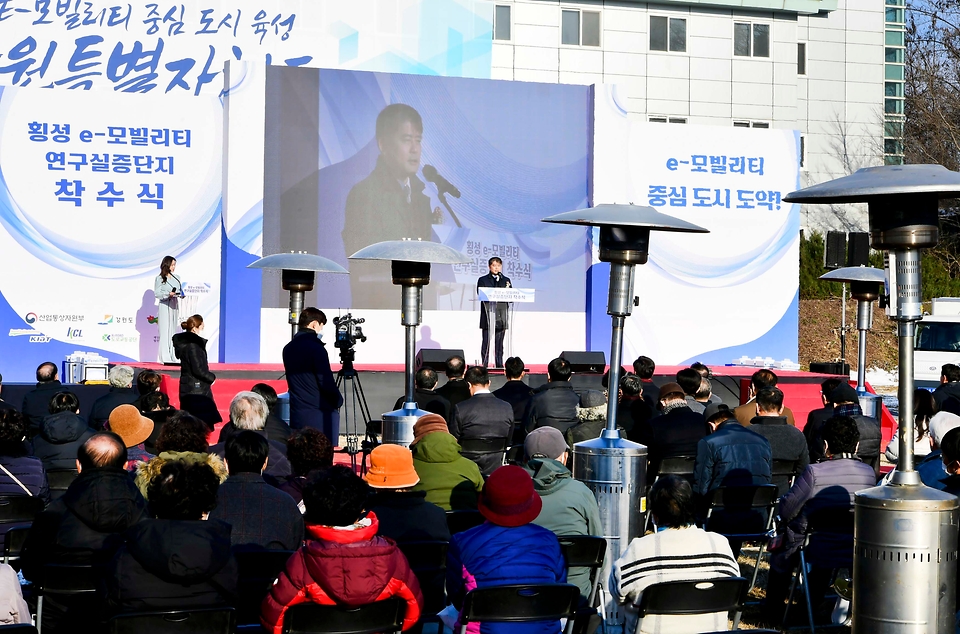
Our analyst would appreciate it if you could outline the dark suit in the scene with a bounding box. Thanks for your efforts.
[282,329,344,441]
[394,388,452,423]
[22,380,66,437]
[635,406,709,475]
[494,380,534,443]
[89,387,138,430]
[477,272,511,367]
[804,405,834,463]
[450,392,514,477]
[436,378,471,409]
[343,156,435,309]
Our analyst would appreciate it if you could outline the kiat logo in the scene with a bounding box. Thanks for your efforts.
[25,312,37,324]
[29,335,51,343]
[147,315,158,324]
[98,315,114,325]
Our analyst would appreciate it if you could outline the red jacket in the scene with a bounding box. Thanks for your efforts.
[260,512,423,633]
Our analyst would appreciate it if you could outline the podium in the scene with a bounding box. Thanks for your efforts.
[477,287,535,366]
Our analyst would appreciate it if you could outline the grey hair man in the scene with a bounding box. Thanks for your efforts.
[230,391,269,431]
[210,391,292,478]
[89,365,138,430]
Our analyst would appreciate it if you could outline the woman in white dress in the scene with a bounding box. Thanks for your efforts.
[154,255,182,364]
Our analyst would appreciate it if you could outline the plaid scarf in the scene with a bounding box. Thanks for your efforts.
[834,402,863,417]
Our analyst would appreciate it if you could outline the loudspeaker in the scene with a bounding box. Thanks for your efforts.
[847,232,870,267]
[824,231,846,270]
[559,351,607,373]
[415,349,465,371]
[809,361,851,375]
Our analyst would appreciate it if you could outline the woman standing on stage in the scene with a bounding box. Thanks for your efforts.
[173,314,216,400]
[154,256,182,364]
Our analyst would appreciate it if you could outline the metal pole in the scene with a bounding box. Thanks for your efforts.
[892,248,922,482]
[289,289,304,341]
[606,315,625,433]
[856,299,870,392]
[840,283,847,364]
[400,285,420,405]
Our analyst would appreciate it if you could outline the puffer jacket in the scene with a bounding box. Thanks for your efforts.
[32,412,96,471]
[524,382,580,433]
[260,513,423,634]
[447,521,566,634]
[0,454,49,530]
[852,414,882,477]
[411,432,483,511]
[172,331,216,397]
[134,451,228,499]
[693,420,772,496]
[527,458,601,603]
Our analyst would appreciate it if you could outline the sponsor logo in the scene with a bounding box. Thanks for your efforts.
[147,315,158,324]
[29,335,51,343]
[8,329,34,336]
[24,312,37,324]
[101,334,138,343]
[98,315,134,326]
[66,327,83,339]
[98,315,114,325]
[26,313,85,323]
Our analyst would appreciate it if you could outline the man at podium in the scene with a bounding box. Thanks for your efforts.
[478,256,511,368]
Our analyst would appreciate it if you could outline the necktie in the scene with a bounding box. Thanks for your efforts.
[401,181,411,204]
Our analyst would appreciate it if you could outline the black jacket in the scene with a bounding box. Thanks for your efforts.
[217,414,292,448]
[208,473,303,551]
[108,518,238,612]
[282,330,343,432]
[21,467,147,580]
[394,388,452,423]
[368,490,451,543]
[143,408,176,455]
[209,435,292,479]
[524,382,580,434]
[748,415,810,496]
[21,380,65,436]
[852,414,882,478]
[493,380,534,423]
[804,406,834,463]
[172,332,216,397]
[640,406,709,474]
[89,387,138,430]
[477,272,511,330]
[451,393,514,477]
[616,396,652,433]
[693,420,772,496]
[933,381,960,410]
[33,411,96,472]
[436,378,472,409]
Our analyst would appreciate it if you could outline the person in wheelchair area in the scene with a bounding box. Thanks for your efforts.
[613,475,740,634]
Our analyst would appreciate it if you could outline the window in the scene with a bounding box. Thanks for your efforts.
[799,135,805,168]
[650,16,686,52]
[561,9,600,46]
[494,5,511,41]
[733,121,769,128]
[885,47,903,63]
[797,42,806,75]
[733,121,750,128]
[885,82,904,97]
[752,122,770,128]
[885,99,904,114]
[734,22,770,57]
[885,30,904,46]
[885,7,904,23]
[649,116,687,124]
[885,64,904,80]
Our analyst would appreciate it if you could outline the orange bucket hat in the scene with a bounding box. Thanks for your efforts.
[365,444,420,489]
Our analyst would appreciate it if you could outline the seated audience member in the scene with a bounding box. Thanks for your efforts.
[446,466,566,634]
[525,357,581,434]
[525,427,602,604]
[450,366,514,478]
[393,367,452,423]
[938,426,960,494]
[435,355,471,408]
[632,355,659,409]
[218,383,292,448]
[616,373,653,434]
[366,444,450,542]
[140,391,174,455]
[108,460,237,613]
[637,383,708,474]
[694,403,772,497]
[410,414,484,510]
[261,466,424,634]
[825,383,882,477]
[0,372,16,413]
[135,411,227,498]
[277,428,333,507]
[493,356,534,441]
[89,365,138,430]
[22,433,147,633]
[614,476,740,634]
[566,390,612,446]
[33,391,96,474]
[132,370,162,412]
[209,392,291,479]
[107,405,155,470]
[0,562,29,625]
[0,409,49,514]
[804,378,843,462]
[933,363,960,410]
[734,369,797,427]
[21,362,65,436]
[763,416,876,623]
[209,431,303,551]
[885,388,935,464]
[918,411,960,489]
[676,368,706,414]
[690,363,722,404]
[748,387,810,496]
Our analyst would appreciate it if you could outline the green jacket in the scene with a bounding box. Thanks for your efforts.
[527,458,603,603]
[411,432,483,511]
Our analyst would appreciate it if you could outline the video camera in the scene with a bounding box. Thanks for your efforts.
[333,313,367,350]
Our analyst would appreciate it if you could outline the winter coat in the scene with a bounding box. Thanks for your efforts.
[217,415,292,448]
[209,436,292,479]
[172,331,216,397]
[209,473,304,551]
[368,490,451,543]
[89,388,138,430]
[639,406,709,475]
[524,381,580,434]
[32,412,96,472]
[20,467,147,581]
[447,521,566,634]
[918,450,948,490]
[0,562,30,624]
[0,453,49,536]
[411,432,484,511]
[107,518,238,612]
[450,393,514,478]
[851,414,882,478]
[134,451,228,499]
[693,420,772,497]
[748,416,810,496]
[803,406,834,463]
[493,380,534,424]
[282,330,343,435]
[933,381,960,410]
[734,399,797,427]
[276,475,309,507]
[527,458,602,603]
[260,513,423,634]
[394,389,452,424]
[20,380,65,436]
[436,379,472,409]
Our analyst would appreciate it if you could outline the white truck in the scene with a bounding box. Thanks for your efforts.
[915,297,960,386]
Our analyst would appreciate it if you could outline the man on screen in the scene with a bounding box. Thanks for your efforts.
[478,257,511,368]
[343,103,435,309]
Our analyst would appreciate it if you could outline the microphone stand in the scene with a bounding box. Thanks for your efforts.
[437,192,462,228]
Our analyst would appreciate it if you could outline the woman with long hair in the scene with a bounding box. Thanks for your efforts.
[153,255,182,364]
[172,315,221,426]
[884,388,935,463]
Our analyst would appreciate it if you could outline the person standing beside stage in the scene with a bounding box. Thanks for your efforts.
[283,307,344,443]
[154,255,183,365]
[173,315,216,401]
[477,257,511,368]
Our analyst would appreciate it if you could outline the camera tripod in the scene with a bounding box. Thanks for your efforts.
[335,346,378,474]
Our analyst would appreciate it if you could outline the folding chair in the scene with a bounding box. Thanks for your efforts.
[558,536,606,634]
[234,549,295,626]
[34,564,101,634]
[3,525,31,568]
[772,458,802,495]
[504,445,524,466]
[644,456,697,530]
[0,626,39,633]
[106,607,235,634]
[0,496,44,527]
[281,598,405,634]
[397,540,447,633]
[45,470,78,499]
[702,485,779,594]
[634,576,778,632]
[458,437,509,470]
[458,584,580,634]
[445,510,485,535]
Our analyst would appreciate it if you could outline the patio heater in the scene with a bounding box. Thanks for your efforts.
[247,252,348,340]
[542,204,708,626]
[349,239,470,447]
[786,164,960,633]
[819,266,885,419]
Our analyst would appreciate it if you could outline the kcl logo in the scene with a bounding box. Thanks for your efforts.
[66,327,83,339]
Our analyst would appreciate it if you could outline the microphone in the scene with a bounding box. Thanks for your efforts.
[422,165,460,198]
